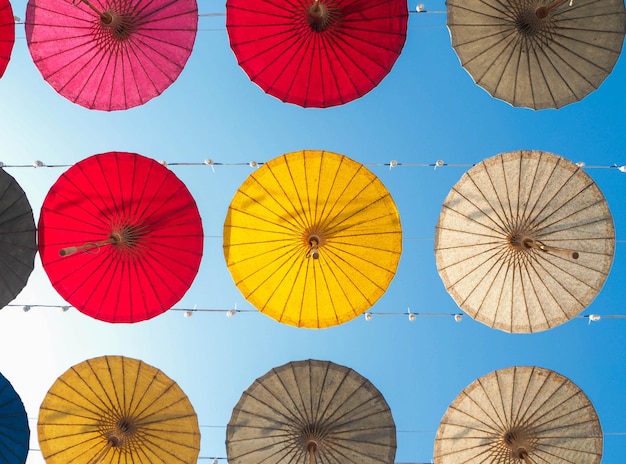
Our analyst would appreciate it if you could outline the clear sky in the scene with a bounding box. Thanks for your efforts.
[0,0,625,462]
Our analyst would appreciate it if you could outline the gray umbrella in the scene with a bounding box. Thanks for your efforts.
[227,359,396,464]
[435,150,614,333]
[434,366,602,464]
[447,0,626,109]
[0,168,36,308]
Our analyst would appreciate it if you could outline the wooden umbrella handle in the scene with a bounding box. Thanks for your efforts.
[308,441,317,464]
[73,0,113,23]
[522,238,579,259]
[59,237,118,256]
[536,0,568,18]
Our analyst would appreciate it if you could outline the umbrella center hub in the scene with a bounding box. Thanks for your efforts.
[106,417,137,447]
[111,221,145,250]
[513,4,556,42]
[507,231,537,253]
[101,11,136,41]
[502,427,537,459]
[306,1,341,32]
[304,230,326,259]
[300,422,328,450]
[515,8,544,36]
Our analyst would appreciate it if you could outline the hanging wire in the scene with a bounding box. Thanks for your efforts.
[1,159,624,171]
[9,304,625,324]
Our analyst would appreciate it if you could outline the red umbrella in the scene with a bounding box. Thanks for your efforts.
[25,0,198,111]
[38,152,204,323]
[0,0,14,78]
[226,0,408,108]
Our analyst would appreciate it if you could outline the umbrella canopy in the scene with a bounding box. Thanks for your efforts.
[434,150,614,333]
[223,150,402,328]
[25,0,198,111]
[0,168,36,309]
[0,371,30,463]
[0,0,14,79]
[38,355,200,464]
[226,0,408,107]
[38,152,203,323]
[434,366,602,464]
[227,359,396,464]
[447,0,626,109]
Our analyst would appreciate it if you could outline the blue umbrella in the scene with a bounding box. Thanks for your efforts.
[0,371,29,463]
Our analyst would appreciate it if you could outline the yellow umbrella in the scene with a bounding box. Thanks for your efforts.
[223,150,402,328]
[38,356,200,464]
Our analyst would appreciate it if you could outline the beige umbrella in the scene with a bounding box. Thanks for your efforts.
[434,366,602,464]
[226,359,396,464]
[435,150,614,333]
[447,0,626,109]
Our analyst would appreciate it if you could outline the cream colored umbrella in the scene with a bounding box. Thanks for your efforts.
[447,0,626,109]
[226,359,396,464]
[434,366,602,464]
[435,150,614,333]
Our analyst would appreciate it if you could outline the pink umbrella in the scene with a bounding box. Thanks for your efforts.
[0,0,14,79]
[25,0,198,111]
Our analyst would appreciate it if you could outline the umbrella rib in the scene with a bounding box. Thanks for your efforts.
[313,366,355,426]
[0,207,34,231]
[520,152,559,232]
[227,203,303,236]
[229,240,300,282]
[316,162,364,233]
[526,160,582,230]
[284,153,313,233]
[255,167,310,232]
[324,242,390,294]
[483,158,516,232]
[314,154,345,233]
[516,151,542,231]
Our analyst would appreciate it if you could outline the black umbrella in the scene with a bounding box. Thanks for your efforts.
[0,168,36,308]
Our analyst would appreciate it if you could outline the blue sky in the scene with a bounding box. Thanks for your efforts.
[0,0,625,462]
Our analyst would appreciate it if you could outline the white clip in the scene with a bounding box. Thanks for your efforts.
[364,312,372,321]
[226,303,237,317]
[588,314,601,324]
[454,314,462,322]
[407,307,416,321]
[33,160,44,168]
[185,304,197,318]
[204,159,215,173]
[389,160,398,170]
[434,160,444,170]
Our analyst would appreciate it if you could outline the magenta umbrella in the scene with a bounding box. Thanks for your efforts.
[25,0,198,111]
